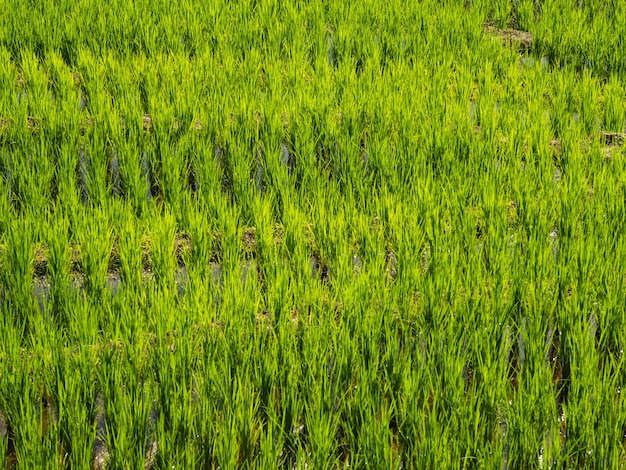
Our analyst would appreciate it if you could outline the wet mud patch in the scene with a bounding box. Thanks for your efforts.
[484,24,533,53]
[281,141,295,176]
[310,253,331,285]
[173,232,192,266]
[242,227,256,253]
[599,131,625,148]
[92,393,108,470]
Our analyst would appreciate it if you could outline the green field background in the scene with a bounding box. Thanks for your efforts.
[0,0,625,468]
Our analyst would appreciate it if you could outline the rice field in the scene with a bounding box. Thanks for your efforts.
[1,0,626,468]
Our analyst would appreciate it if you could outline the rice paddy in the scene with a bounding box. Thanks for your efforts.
[1,0,626,468]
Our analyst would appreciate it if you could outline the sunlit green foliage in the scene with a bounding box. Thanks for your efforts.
[1,0,625,468]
